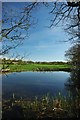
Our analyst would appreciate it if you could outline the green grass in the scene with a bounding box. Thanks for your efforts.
[0,64,2,68]
[4,63,71,72]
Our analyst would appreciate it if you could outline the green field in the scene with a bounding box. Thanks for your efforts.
[3,63,71,72]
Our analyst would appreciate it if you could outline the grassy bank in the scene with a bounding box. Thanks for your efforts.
[2,93,80,119]
[3,63,71,72]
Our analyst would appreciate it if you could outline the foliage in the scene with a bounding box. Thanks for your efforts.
[65,44,80,66]
[2,92,80,119]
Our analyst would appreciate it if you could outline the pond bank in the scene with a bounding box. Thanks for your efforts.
[1,68,71,74]
[3,93,80,119]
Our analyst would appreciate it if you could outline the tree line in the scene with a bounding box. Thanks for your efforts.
[0,58,69,65]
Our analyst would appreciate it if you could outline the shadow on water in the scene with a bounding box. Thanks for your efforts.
[65,68,80,118]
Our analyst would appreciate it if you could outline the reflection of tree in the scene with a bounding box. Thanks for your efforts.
[65,67,80,96]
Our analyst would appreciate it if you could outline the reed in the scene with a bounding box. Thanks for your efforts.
[2,92,80,119]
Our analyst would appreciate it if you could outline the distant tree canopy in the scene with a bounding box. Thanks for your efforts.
[1,58,68,65]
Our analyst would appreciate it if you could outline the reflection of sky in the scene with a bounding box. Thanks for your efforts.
[3,2,72,62]
[3,71,70,98]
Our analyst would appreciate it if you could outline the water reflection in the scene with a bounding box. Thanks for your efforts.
[3,71,69,99]
[66,69,80,95]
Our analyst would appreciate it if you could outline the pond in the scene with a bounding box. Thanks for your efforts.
[2,71,70,99]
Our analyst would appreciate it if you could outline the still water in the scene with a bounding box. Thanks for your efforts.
[2,71,70,99]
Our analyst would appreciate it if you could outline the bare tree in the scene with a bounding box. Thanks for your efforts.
[1,1,80,56]
[0,2,38,55]
[49,1,80,42]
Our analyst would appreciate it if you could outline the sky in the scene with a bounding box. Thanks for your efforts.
[2,2,72,62]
